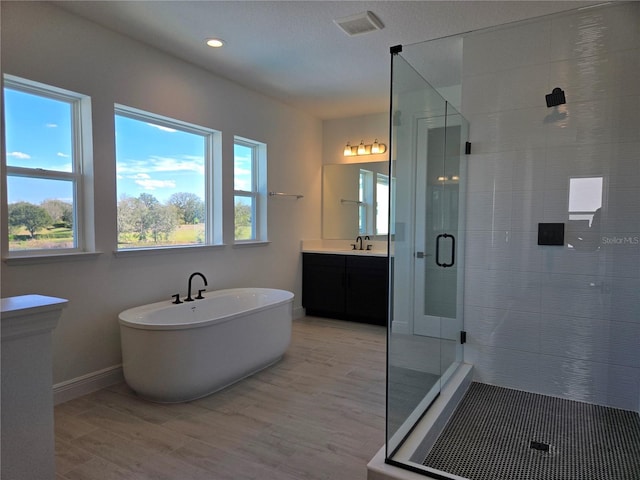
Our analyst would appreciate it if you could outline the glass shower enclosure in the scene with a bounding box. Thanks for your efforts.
[386,46,469,468]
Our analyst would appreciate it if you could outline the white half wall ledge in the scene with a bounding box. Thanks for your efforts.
[1,294,67,480]
[1,294,68,339]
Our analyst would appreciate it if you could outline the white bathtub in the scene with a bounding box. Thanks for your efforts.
[118,288,294,403]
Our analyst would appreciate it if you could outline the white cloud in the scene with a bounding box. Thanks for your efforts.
[132,173,151,179]
[146,123,177,133]
[116,156,204,175]
[8,151,31,159]
[57,152,70,158]
[135,178,176,190]
[46,123,58,128]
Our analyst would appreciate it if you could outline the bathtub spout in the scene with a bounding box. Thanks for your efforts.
[185,272,208,302]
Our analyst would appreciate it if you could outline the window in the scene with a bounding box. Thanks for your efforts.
[567,176,603,250]
[376,173,390,235]
[359,168,393,236]
[3,75,92,255]
[359,169,373,235]
[115,105,220,250]
[569,176,603,225]
[234,137,267,242]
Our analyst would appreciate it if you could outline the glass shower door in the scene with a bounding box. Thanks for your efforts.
[413,107,466,387]
[386,50,467,461]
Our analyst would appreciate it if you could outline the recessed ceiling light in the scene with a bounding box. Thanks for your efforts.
[206,38,225,48]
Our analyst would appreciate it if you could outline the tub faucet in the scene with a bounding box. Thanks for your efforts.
[185,272,208,302]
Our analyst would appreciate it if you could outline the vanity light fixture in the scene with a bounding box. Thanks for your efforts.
[437,175,460,183]
[343,139,387,156]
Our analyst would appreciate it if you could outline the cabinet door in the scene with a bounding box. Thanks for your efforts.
[345,256,388,325]
[302,254,346,317]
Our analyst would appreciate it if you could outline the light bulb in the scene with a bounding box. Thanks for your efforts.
[371,139,380,154]
[357,141,366,155]
[344,143,352,156]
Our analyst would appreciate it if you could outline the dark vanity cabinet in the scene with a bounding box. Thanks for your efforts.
[302,253,388,326]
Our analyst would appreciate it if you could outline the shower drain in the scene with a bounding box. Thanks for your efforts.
[529,440,550,452]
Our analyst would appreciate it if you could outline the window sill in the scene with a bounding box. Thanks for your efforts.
[233,241,271,249]
[3,251,103,266]
[113,244,226,258]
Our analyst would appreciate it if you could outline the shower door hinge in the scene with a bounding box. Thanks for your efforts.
[465,142,471,155]
[460,330,467,344]
[390,45,403,55]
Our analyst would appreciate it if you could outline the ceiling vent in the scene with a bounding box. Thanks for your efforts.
[334,11,384,36]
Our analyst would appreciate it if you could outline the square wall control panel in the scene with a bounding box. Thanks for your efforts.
[538,223,564,246]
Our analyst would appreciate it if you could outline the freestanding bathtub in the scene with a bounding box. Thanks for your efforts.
[118,288,294,403]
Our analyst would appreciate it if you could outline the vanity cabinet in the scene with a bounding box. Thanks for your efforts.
[302,253,388,326]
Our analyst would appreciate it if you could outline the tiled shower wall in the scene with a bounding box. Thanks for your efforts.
[461,3,640,411]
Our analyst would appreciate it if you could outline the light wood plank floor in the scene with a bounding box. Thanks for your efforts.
[55,317,386,480]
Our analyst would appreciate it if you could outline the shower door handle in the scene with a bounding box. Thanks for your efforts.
[435,233,455,268]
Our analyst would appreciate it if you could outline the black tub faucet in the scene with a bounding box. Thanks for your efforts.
[184,272,208,302]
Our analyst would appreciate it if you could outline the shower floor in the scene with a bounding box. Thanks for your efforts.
[422,382,640,480]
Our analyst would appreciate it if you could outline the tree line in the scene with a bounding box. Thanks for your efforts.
[117,192,204,243]
[9,192,251,244]
[8,199,73,238]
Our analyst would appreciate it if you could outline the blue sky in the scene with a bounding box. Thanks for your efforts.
[5,86,252,206]
[5,88,75,204]
[115,114,206,203]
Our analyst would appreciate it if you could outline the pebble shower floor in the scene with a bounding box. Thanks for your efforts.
[422,382,640,480]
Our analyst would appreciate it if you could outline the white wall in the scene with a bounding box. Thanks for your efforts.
[0,2,322,387]
[461,2,640,411]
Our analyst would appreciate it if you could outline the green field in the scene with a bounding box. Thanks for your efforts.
[118,224,206,248]
[9,224,209,250]
[9,226,75,250]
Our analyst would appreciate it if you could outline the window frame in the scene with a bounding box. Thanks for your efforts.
[233,136,267,243]
[2,74,94,258]
[114,104,221,251]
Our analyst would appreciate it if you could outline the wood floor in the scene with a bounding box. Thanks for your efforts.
[54,317,386,480]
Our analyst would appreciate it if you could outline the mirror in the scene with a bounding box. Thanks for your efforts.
[322,161,392,239]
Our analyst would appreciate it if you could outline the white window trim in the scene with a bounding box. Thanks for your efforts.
[2,74,95,259]
[234,136,267,243]
[114,104,222,250]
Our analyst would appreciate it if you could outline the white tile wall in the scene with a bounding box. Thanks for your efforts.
[461,2,640,411]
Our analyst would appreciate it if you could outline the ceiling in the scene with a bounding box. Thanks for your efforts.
[55,1,595,120]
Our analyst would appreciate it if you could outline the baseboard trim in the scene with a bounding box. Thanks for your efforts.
[53,365,124,405]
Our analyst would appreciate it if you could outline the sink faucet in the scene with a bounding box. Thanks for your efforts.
[355,236,363,250]
[184,272,208,302]
[364,235,372,250]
